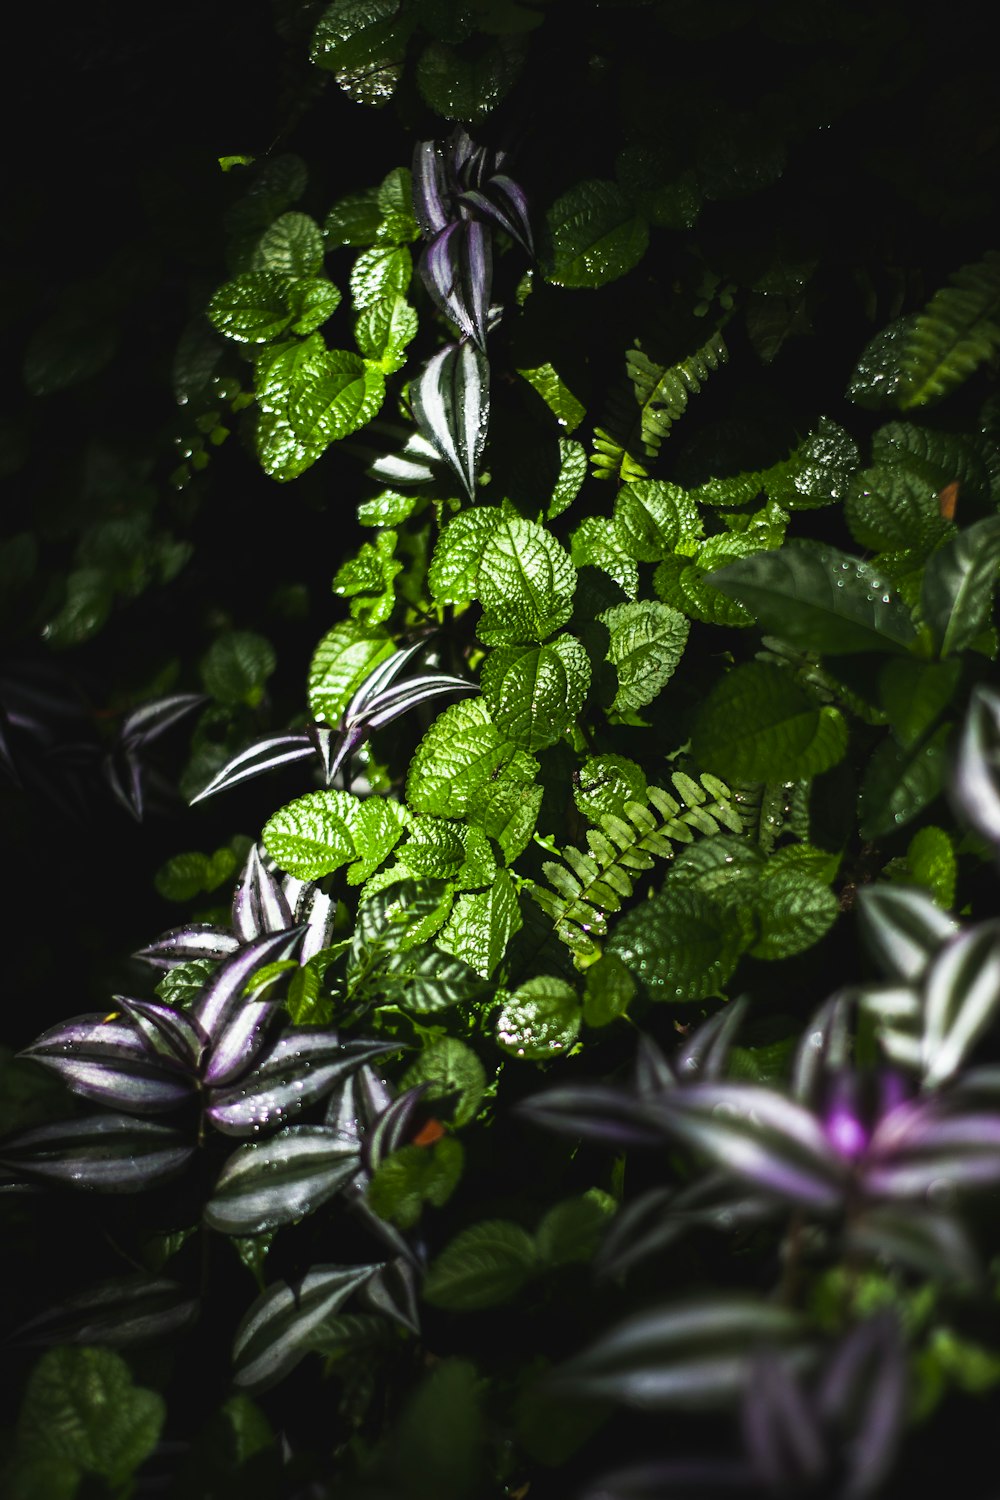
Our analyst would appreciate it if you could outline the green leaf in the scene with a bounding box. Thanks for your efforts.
[375,166,420,242]
[902,825,957,910]
[609,879,744,1002]
[921,515,1000,657]
[354,293,417,370]
[653,534,760,627]
[308,620,393,724]
[765,417,859,511]
[751,863,838,959]
[416,38,523,122]
[208,272,339,344]
[310,0,413,106]
[367,1137,464,1228]
[692,661,848,782]
[263,789,406,880]
[496,975,581,1059]
[858,722,952,839]
[155,845,241,902]
[438,868,522,978]
[255,338,385,481]
[251,212,325,275]
[401,817,468,880]
[349,245,411,311]
[476,515,576,643]
[599,601,689,713]
[544,180,649,289]
[535,1190,616,1267]
[466,774,543,865]
[429,506,505,605]
[570,517,639,598]
[518,363,587,435]
[423,1220,537,1309]
[156,958,219,1009]
[401,1037,486,1127]
[547,438,588,518]
[332,529,402,625]
[17,1347,164,1487]
[482,634,591,752]
[324,189,382,248]
[583,951,637,1027]
[574,755,647,822]
[201,630,276,706]
[844,464,947,554]
[407,698,531,817]
[848,253,1000,410]
[613,479,702,562]
[878,658,960,748]
[708,540,917,654]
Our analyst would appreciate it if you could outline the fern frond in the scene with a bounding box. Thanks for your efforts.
[901,252,1000,409]
[527,771,741,965]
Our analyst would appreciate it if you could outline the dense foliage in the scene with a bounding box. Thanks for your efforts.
[4,1,1000,1495]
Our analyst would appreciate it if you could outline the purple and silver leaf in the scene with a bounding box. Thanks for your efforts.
[193,927,304,1044]
[633,1035,676,1096]
[517,1084,668,1148]
[114,996,205,1069]
[547,1296,809,1411]
[13,1273,198,1348]
[675,996,749,1084]
[458,174,534,255]
[815,1315,905,1500]
[855,884,957,984]
[189,732,315,805]
[232,1261,381,1392]
[203,999,281,1088]
[0,1113,195,1192]
[845,1203,980,1283]
[360,1085,426,1174]
[865,1104,1000,1197]
[345,1180,421,1265]
[410,341,489,500]
[412,139,452,237]
[344,639,432,724]
[367,430,441,487]
[359,1255,420,1335]
[363,672,478,732]
[420,219,493,350]
[206,1034,394,1136]
[951,683,1000,853]
[204,1125,360,1235]
[104,747,146,820]
[21,1015,194,1114]
[232,843,293,943]
[741,1349,826,1492]
[134,923,239,970]
[596,1175,777,1282]
[297,887,338,965]
[119,693,206,751]
[792,991,857,1106]
[921,918,1000,1089]
[651,1083,847,1211]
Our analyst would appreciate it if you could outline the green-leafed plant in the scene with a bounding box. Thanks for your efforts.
[5,2,1000,1496]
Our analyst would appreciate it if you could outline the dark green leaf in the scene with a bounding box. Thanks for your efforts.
[692,661,847,781]
[423,1220,537,1309]
[544,180,648,289]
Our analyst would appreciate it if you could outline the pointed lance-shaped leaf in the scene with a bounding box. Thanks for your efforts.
[816,1316,906,1499]
[204,999,281,1088]
[865,1097,1000,1196]
[844,1204,981,1284]
[855,884,958,984]
[189,732,315,805]
[232,844,293,944]
[0,1113,195,1192]
[410,341,489,500]
[119,693,206,751]
[12,1274,198,1348]
[517,1085,670,1149]
[206,1034,395,1136]
[344,638,431,723]
[458,174,533,256]
[134,923,239,970]
[204,1126,360,1236]
[367,429,440,487]
[412,139,452,237]
[633,1036,676,1096]
[741,1350,826,1492]
[792,992,857,1107]
[113,997,205,1069]
[297,887,338,964]
[548,1296,808,1410]
[359,1255,420,1334]
[193,928,305,1045]
[20,1015,195,1114]
[952,684,1000,853]
[674,996,749,1083]
[363,671,478,730]
[361,1084,426,1174]
[232,1262,381,1391]
[104,747,146,820]
[921,920,1000,1088]
[651,1083,847,1210]
[420,219,493,350]
[596,1176,777,1282]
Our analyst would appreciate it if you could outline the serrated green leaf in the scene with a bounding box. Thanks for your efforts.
[375,166,419,240]
[263,789,406,880]
[367,1137,463,1229]
[401,1037,486,1128]
[208,271,338,344]
[708,540,917,654]
[844,464,947,554]
[765,417,859,511]
[401,817,468,880]
[482,634,590,752]
[751,865,838,959]
[201,630,276,706]
[476,515,576,643]
[574,755,648,823]
[544,180,648,289]
[904,826,956,909]
[380,942,482,1012]
[324,189,382,248]
[155,958,219,1009]
[423,1220,537,1309]
[155,846,241,902]
[872,422,997,511]
[536,1190,616,1267]
[438,868,522,978]
[310,0,412,106]
[599,601,689,713]
[251,212,325,275]
[878,658,960,748]
[548,438,588,518]
[416,37,523,121]
[466,774,543,864]
[921,515,1000,657]
[570,517,639,598]
[609,879,744,1002]
[332,529,402,625]
[654,534,760,627]
[428,506,505,605]
[17,1347,164,1487]
[354,294,417,369]
[583,951,636,1026]
[692,661,847,782]
[496,975,581,1059]
[613,480,702,562]
[308,621,393,723]
[407,698,532,817]
[255,338,385,480]
[517,363,586,435]
[350,245,411,311]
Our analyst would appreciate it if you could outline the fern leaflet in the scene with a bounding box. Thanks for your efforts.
[901,251,1000,409]
[528,771,742,963]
